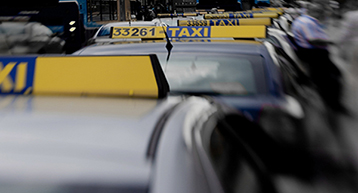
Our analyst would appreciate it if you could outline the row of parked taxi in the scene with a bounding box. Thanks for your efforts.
[0,6,336,193]
[82,6,313,134]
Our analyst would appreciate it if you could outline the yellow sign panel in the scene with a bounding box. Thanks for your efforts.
[177,18,272,26]
[0,55,169,98]
[229,10,283,15]
[167,26,266,38]
[111,26,267,39]
[33,56,158,97]
[110,27,166,39]
[252,7,284,12]
[246,8,283,15]
[157,13,198,17]
[210,26,266,38]
[196,9,225,12]
[204,12,279,19]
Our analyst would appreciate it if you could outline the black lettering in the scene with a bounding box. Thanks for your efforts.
[140,28,147,36]
[132,28,139,36]
[114,28,121,36]
[122,28,130,36]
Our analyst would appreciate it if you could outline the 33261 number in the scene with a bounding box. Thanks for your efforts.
[113,27,156,37]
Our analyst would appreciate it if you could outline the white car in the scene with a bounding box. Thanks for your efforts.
[152,15,204,26]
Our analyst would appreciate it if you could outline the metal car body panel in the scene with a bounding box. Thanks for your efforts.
[150,97,224,193]
[0,94,236,192]
[0,95,176,187]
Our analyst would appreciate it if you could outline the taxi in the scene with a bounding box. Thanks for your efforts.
[73,24,316,142]
[0,54,287,193]
[152,13,204,26]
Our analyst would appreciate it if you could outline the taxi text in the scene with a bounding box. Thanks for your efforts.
[167,27,211,38]
[0,61,31,93]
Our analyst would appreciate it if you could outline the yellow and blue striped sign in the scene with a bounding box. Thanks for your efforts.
[203,12,279,19]
[111,26,267,39]
[0,55,169,98]
[177,18,272,26]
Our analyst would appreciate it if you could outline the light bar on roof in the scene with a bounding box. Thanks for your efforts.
[110,26,267,39]
[157,13,198,17]
[0,55,169,98]
[177,18,272,26]
[204,12,279,19]
[252,7,284,12]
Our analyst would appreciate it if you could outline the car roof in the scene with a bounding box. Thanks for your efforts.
[152,16,204,26]
[0,53,172,187]
[101,21,159,27]
[76,40,266,56]
[0,95,180,186]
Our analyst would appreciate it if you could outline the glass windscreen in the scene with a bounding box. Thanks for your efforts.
[97,26,112,37]
[155,52,267,95]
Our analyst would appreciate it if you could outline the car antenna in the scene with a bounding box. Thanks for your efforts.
[128,13,131,26]
[158,17,173,63]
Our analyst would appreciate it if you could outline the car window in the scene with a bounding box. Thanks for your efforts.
[155,53,267,95]
[97,26,111,37]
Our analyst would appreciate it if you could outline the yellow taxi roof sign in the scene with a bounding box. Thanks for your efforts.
[204,12,279,19]
[110,26,166,39]
[177,18,272,26]
[196,9,225,12]
[157,13,198,17]
[225,10,283,15]
[252,7,284,12]
[0,55,169,98]
[111,26,267,39]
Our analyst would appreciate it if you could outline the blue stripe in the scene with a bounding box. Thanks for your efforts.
[0,56,36,94]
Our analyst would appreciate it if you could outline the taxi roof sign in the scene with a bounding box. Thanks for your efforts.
[225,10,283,15]
[157,13,198,17]
[203,12,279,19]
[252,7,284,12]
[177,18,272,26]
[111,26,267,39]
[0,55,169,98]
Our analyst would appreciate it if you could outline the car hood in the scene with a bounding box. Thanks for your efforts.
[0,95,180,188]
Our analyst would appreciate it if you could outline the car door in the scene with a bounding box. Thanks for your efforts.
[193,109,278,193]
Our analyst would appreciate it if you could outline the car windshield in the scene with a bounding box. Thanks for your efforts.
[155,52,267,95]
[97,26,113,37]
